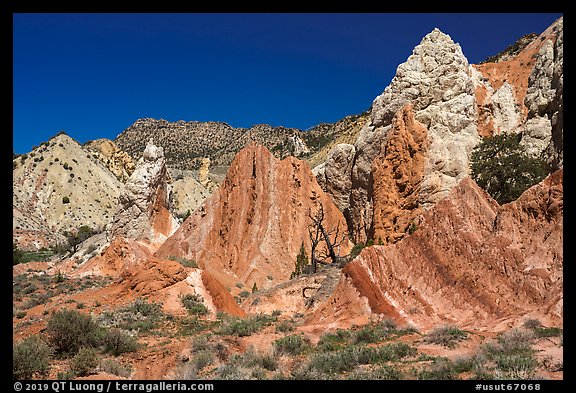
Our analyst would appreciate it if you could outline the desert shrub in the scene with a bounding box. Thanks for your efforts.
[353,325,383,344]
[480,329,538,379]
[488,329,534,356]
[376,342,417,361]
[423,326,469,349]
[275,319,296,333]
[71,347,99,376]
[190,335,211,352]
[254,353,278,371]
[102,328,138,355]
[317,331,348,352]
[417,357,459,380]
[99,358,132,378]
[290,243,310,279]
[180,294,209,316]
[218,313,276,337]
[273,334,310,356]
[347,364,404,380]
[470,133,550,204]
[168,255,198,268]
[47,309,102,355]
[523,319,542,330]
[308,350,357,375]
[533,327,562,339]
[101,298,164,333]
[214,349,276,380]
[13,335,53,379]
[15,310,27,319]
[307,341,416,377]
[178,317,211,336]
[215,364,253,380]
[192,350,214,371]
[62,196,70,204]
[352,320,396,344]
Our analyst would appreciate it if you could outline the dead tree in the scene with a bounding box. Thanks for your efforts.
[307,203,350,273]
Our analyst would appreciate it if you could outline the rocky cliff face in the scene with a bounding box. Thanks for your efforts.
[110,139,179,245]
[473,17,563,168]
[84,139,136,182]
[156,142,349,292]
[309,170,563,330]
[320,28,479,243]
[116,119,323,171]
[371,104,429,244]
[523,18,563,167]
[13,134,123,250]
[318,17,563,245]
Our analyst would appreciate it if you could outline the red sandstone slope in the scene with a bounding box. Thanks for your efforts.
[309,170,563,331]
[473,21,561,137]
[156,142,350,293]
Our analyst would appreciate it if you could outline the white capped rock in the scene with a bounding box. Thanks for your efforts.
[347,28,479,241]
[111,139,179,245]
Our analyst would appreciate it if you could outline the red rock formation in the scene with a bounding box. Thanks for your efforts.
[473,21,561,137]
[372,104,429,244]
[156,142,350,292]
[201,271,246,317]
[309,171,563,331]
[111,139,178,246]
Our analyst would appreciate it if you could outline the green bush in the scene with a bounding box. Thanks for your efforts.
[102,328,138,355]
[308,350,357,375]
[218,314,276,337]
[317,332,347,352]
[180,294,209,316]
[99,359,133,378]
[470,133,550,204]
[349,239,374,259]
[168,255,198,268]
[62,196,70,204]
[480,328,538,379]
[177,317,211,336]
[100,298,164,333]
[71,347,99,377]
[273,334,310,356]
[47,309,102,356]
[417,357,459,380]
[352,320,396,344]
[290,243,310,279]
[347,364,404,380]
[275,319,296,333]
[423,326,469,349]
[13,335,53,379]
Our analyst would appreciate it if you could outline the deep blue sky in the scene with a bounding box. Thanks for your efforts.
[13,13,562,154]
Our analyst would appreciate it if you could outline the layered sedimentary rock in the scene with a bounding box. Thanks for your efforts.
[111,139,179,245]
[473,16,563,167]
[522,18,563,167]
[13,133,123,250]
[156,142,349,291]
[319,18,563,246]
[342,28,479,243]
[371,104,429,244]
[314,143,356,216]
[84,138,136,182]
[309,171,563,330]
